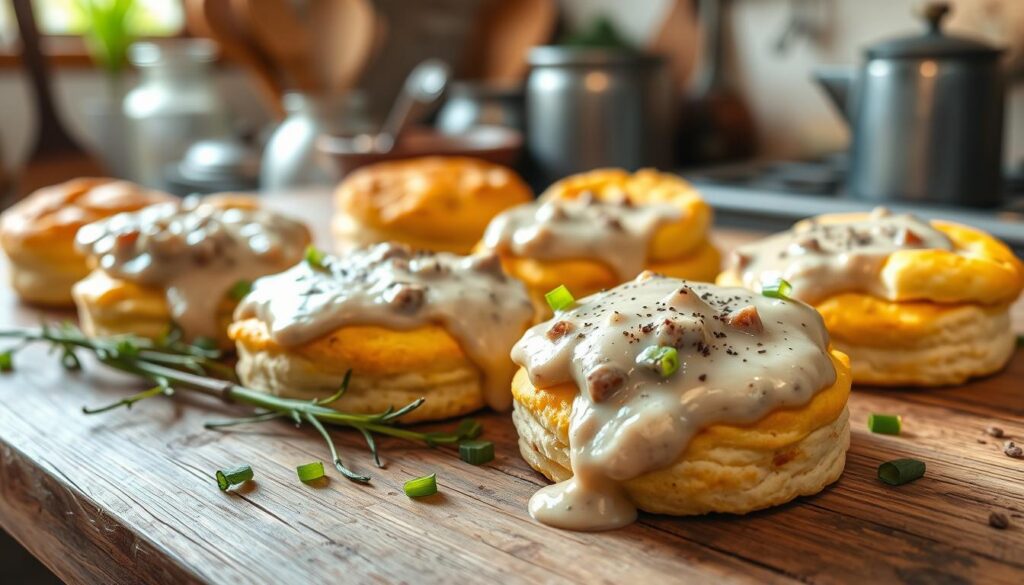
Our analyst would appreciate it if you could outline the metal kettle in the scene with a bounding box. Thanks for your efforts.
[813,2,1005,207]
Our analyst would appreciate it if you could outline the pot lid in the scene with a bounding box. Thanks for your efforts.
[866,2,1002,60]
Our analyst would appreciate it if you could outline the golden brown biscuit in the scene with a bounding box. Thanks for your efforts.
[480,169,721,316]
[332,156,532,254]
[229,243,535,421]
[509,273,850,529]
[717,209,1023,386]
[72,195,310,347]
[0,178,172,306]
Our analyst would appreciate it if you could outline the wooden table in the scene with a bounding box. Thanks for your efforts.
[1,192,1022,584]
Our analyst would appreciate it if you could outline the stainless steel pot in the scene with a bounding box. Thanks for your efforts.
[813,2,1006,207]
[525,47,674,183]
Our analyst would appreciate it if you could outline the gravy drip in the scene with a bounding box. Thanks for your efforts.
[482,196,681,279]
[76,198,308,340]
[511,273,837,530]
[234,243,535,411]
[727,208,952,304]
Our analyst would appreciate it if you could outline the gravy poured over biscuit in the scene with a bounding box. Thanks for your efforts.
[727,208,951,304]
[512,272,837,530]
[235,243,535,410]
[482,196,680,280]
[76,198,309,340]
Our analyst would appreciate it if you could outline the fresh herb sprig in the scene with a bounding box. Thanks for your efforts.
[0,323,477,483]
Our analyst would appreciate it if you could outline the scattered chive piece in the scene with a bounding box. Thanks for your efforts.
[192,337,218,351]
[216,465,254,491]
[878,458,925,486]
[404,473,438,498]
[636,345,680,377]
[761,278,793,300]
[296,461,326,483]
[867,413,902,435]
[228,279,253,301]
[459,440,495,465]
[114,339,139,357]
[304,245,327,270]
[456,418,483,440]
[0,350,12,372]
[545,284,575,312]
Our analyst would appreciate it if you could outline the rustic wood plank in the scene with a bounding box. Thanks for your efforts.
[0,191,1021,584]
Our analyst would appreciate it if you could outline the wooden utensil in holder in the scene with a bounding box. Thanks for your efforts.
[10,0,106,205]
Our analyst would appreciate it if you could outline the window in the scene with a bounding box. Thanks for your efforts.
[0,0,184,52]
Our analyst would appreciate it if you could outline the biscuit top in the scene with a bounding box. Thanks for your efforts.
[725,208,952,304]
[76,197,310,340]
[0,178,172,245]
[511,272,836,530]
[234,243,535,410]
[335,157,532,245]
[481,195,680,279]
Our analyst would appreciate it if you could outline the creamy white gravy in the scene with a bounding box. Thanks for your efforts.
[726,208,951,304]
[482,195,681,280]
[512,272,837,531]
[234,243,535,411]
[76,197,309,340]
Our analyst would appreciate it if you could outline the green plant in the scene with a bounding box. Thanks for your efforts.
[75,0,136,74]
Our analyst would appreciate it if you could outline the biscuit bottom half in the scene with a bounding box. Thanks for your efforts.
[817,293,1016,387]
[230,319,487,423]
[511,351,852,517]
[73,270,236,347]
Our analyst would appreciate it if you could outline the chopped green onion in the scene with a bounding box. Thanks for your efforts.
[305,245,328,270]
[296,461,325,483]
[0,350,12,372]
[192,337,218,351]
[878,458,925,486]
[761,278,793,300]
[636,345,680,377]
[404,473,438,498]
[545,285,575,312]
[456,418,483,440]
[867,413,902,435]
[216,465,254,491]
[459,440,495,465]
[227,279,253,301]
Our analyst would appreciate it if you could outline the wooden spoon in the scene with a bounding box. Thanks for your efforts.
[186,0,286,118]
[236,0,320,93]
[466,0,557,83]
[309,0,377,93]
[649,0,701,90]
[10,0,106,204]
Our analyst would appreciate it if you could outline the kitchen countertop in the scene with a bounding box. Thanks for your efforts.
[0,191,1022,584]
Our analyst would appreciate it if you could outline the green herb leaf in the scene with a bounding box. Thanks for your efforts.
[459,440,495,465]
[545,284,575,312]
[305,245,328,270]
[296,461,326,483]
[761,278,794,300]
[636,345,680,377]
[0,350,12,372]
[404,473,438,497]
[878,458,925,486]
[867,413,902,435]
[216,464,254,491]
[227,279,253,301]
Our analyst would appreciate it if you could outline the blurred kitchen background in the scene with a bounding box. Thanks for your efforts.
[0,0,1022,242]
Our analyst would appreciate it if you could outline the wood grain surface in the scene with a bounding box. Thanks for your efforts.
[0,191,1022,584]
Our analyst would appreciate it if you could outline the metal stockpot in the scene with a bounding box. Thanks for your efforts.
[814,2,1006,207]
[525,47,674,183]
